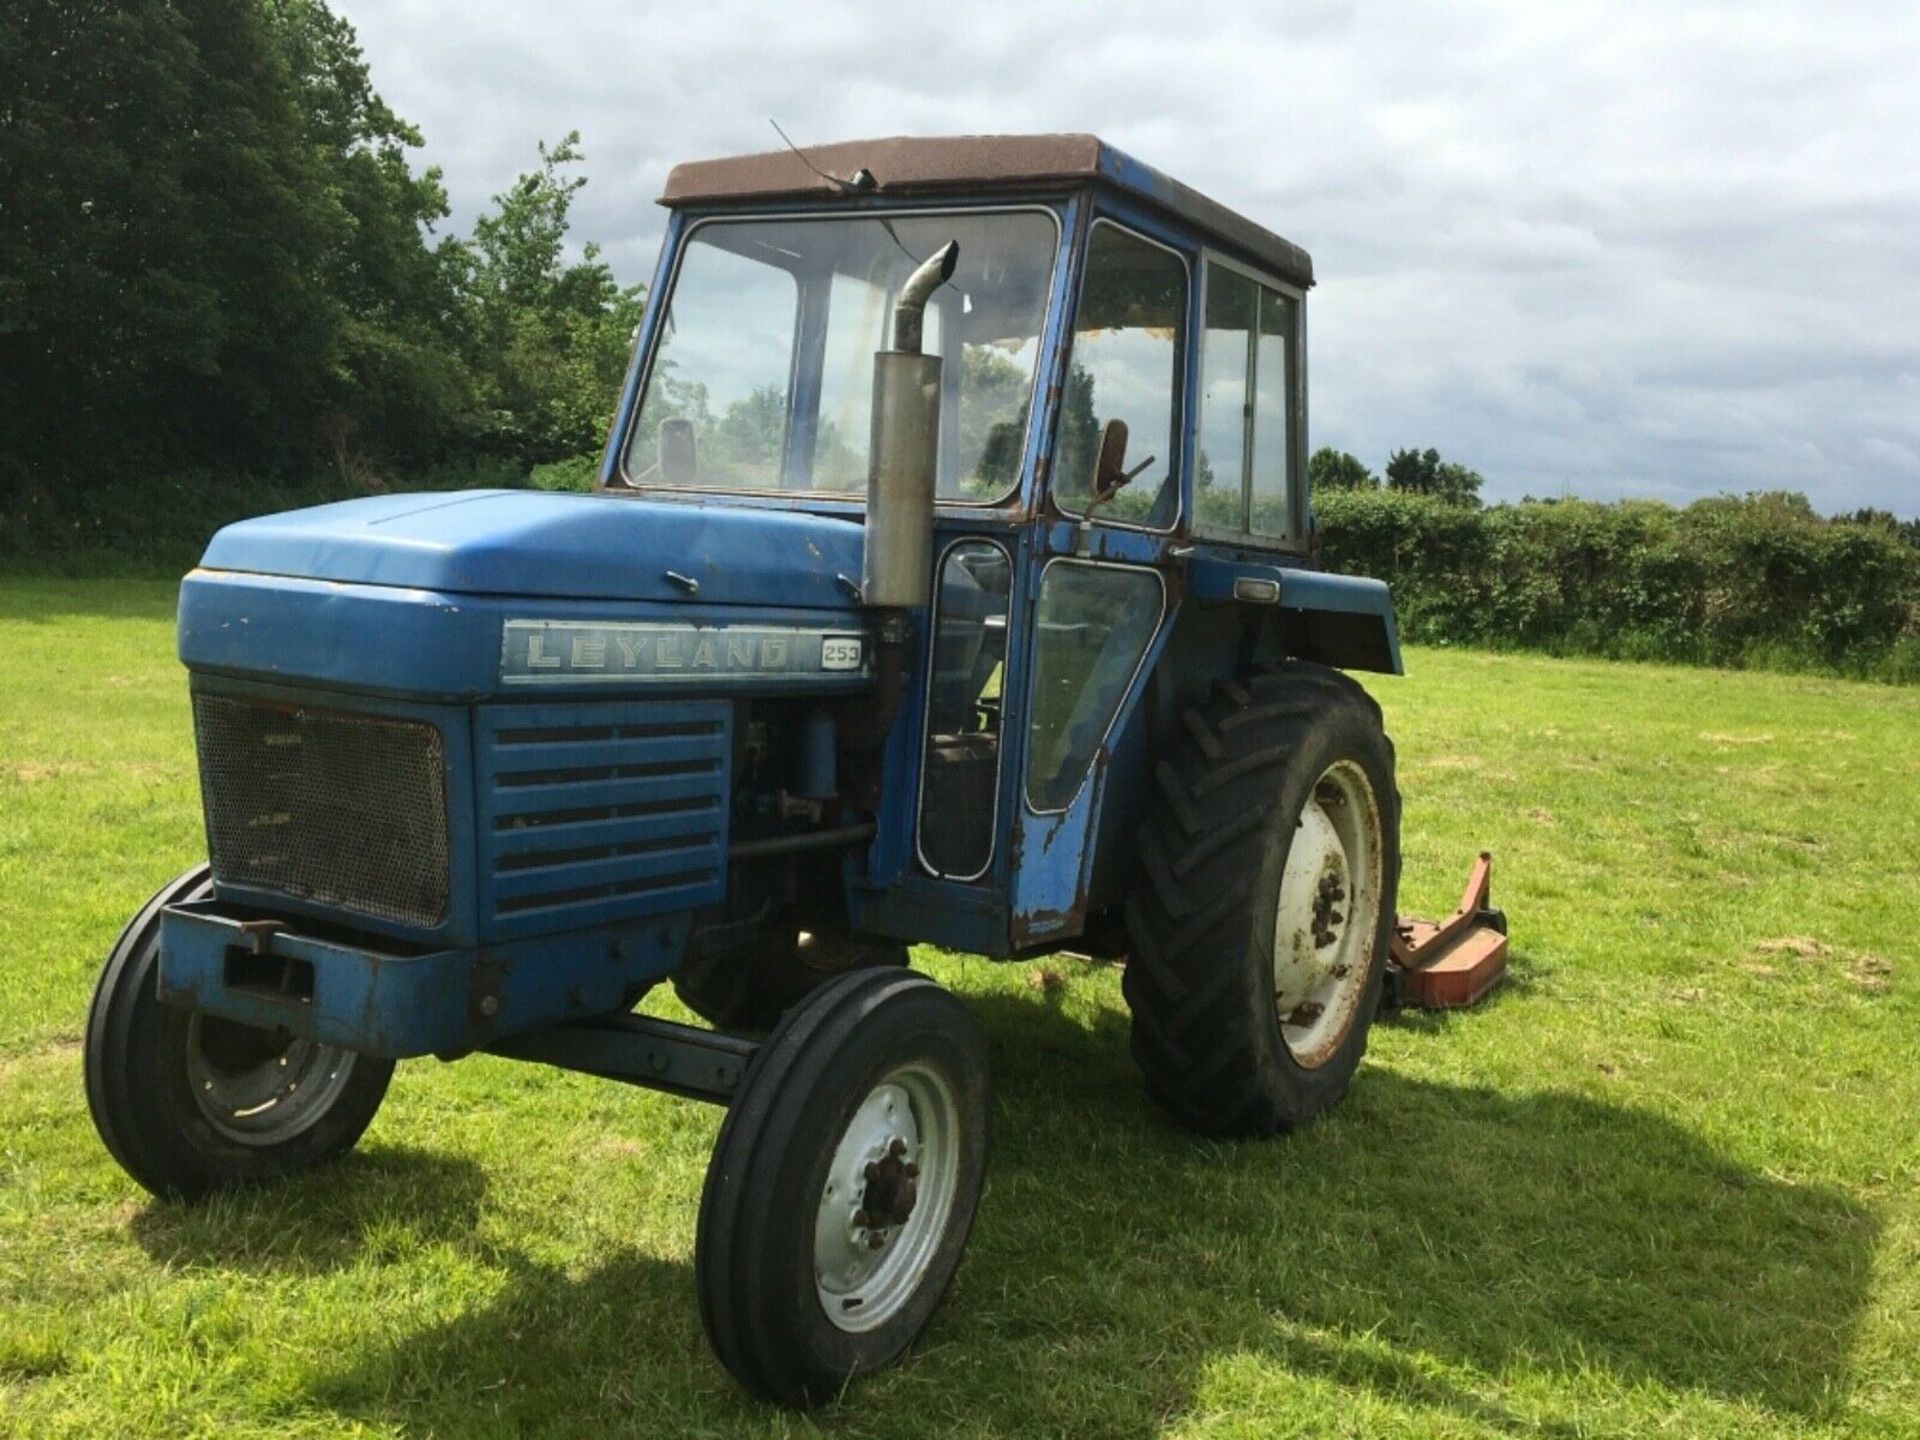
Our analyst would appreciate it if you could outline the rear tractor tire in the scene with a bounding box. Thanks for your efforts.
[84,864,395,1201]
[1122,662,1401,1135]
[696,968,989,1405]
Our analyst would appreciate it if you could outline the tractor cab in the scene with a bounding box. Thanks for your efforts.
[600,135,1399,956]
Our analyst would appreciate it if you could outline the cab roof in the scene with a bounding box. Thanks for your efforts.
[659,133,1313,290]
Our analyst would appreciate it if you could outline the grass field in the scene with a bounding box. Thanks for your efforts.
[1,574,1916,1439]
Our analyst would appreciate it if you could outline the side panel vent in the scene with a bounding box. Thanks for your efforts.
[475,700,730,941]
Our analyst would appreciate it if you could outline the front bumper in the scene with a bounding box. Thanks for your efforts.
[157,900,689,1059]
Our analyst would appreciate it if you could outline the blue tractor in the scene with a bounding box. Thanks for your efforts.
[87,135,1419,1404]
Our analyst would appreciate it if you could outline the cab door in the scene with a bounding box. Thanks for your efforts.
[1006,216,1190,945]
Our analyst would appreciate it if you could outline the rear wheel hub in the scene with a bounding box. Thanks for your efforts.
[1271,761,1385,1069]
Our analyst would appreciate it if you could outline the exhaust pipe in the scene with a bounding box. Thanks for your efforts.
[839,240,957,761]
[890,240,956,354]
[862,240,958,613]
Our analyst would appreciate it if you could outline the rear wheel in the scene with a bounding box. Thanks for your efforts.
[1122,662,1401,1134]
[696,968,989,1405]
[84,865,394,1201]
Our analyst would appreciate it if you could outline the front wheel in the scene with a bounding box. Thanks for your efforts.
[673,926,908,1032]
[83,864,395,1201]
[695,968,989,1405]
[1122,662,1401,1135]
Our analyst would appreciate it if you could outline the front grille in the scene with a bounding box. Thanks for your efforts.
[475,700,730,940]
[193,694,451,929]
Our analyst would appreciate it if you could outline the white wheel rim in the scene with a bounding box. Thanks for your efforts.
[185,1013,358,1146]
[813,1062,961,1333]
[1272,759,1385,1069]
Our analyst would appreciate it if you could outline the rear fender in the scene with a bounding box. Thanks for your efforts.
[1186,554,1402,675]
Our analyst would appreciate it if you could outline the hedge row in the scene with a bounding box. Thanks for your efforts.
[7,469,1916,684]
[1314,489,1920,682]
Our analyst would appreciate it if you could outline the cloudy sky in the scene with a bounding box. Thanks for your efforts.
[337,0,1920,515]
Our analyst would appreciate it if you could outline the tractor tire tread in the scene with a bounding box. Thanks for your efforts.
[84,865,393,1200]
[1122,661,1402,1136]
[696,968,988,1405]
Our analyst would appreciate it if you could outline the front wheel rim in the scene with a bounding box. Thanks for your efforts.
[184,1013,359,1146]
[1271,759,1386,1069]
[813,1061,962,1333]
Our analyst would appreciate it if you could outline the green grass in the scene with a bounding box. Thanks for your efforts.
[2,573,1917,1438]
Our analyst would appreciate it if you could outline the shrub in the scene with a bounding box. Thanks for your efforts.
[1314,490,1920,681]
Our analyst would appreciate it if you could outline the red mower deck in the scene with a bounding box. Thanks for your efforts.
[1391,852,1509,1008]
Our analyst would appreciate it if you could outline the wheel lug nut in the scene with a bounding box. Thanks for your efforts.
[867,1232,887,1250]
[888,1138,907,1158]
[902,1162,919,1179]
[864,1161,880,1180]
[853,1209,871,1227]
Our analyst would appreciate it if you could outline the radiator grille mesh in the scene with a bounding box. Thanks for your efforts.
[193,694,450,929]
[475,701,729,940]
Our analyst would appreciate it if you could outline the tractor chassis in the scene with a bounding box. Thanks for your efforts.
[486,1009,758,1105]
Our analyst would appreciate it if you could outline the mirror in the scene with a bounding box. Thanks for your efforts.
[1094,418,1132,501]
[1090,416,1156,506]
[658,417,697,486]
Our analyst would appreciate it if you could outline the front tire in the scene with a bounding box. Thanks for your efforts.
[1122,662,1401,1135]
[673,928,908,1032]
[696,968,989,1405]
[83,864,395,1201]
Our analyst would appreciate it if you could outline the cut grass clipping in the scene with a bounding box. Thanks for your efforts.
[1,574,1916,1439]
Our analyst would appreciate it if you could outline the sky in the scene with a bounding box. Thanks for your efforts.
[336,0,1920,515]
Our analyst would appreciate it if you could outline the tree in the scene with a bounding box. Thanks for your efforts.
[462,132,646,467]
[1051,359,1102,506]
[712,385,786,477]
[1308,447,1376,491]
[1385,447,1484,507]
[263,0,472,473]
[1848,508,1920,550]
[959,345,1030,492]
[0,0,478,483]
[0,0,333,476]
[1,2,645,495]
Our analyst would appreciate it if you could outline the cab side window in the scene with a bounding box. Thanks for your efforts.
[1196,260,1301,542]
[918,540,1013,878]
[1051,223,1187,529]
[1025,562,1163,811]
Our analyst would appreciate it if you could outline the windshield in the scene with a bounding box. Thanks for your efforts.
[622,210,1058,502]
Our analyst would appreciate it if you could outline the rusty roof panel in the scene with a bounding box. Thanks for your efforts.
[660,133,1313,289]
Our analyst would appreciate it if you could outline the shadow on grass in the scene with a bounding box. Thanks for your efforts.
[130,1145,489,1274]
[198,988,1875,1437]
